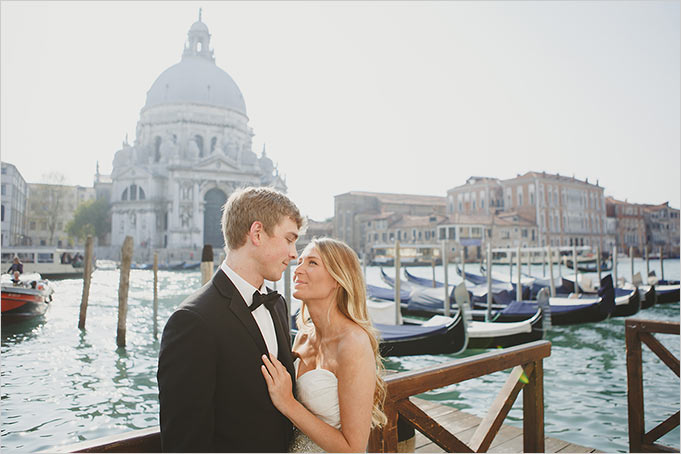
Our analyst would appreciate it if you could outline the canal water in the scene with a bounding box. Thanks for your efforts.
[1,259,679,452]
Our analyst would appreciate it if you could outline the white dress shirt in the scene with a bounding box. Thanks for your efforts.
[220,261,278,357]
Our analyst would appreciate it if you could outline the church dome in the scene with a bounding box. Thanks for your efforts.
[143,16,247,115]
[144,57,247,114]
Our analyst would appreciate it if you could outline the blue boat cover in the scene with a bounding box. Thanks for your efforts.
[367,284,411,303]
[374,322,450,341]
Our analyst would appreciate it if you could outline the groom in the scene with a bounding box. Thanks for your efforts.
[157,186,304,452]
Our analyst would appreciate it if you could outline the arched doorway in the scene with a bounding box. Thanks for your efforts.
[203,188,227,250]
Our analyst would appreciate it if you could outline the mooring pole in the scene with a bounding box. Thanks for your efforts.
[442,240,450,317]
[117,236,134,348]
[597,244,602,284]
[516,246,522,301]
[200,244,213,285]
[630,246,635,284]
[153,252,158,339]
[486,242,493,322]
[613,245,618,287]
[659,246,664,281]
[394,240,402,325]
[644,245,649,278]
[572,245,579,296]
[78,235,94,330]
[548,244,556,297]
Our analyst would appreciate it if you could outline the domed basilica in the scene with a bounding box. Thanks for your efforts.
[108,14,285,255]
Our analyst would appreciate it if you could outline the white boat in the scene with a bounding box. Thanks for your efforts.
[1,247,84,279]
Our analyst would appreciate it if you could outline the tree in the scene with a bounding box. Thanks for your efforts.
[66,198,111,243]
[29,172,69,246]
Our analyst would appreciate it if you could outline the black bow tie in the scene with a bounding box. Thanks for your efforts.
[250,290,280,312]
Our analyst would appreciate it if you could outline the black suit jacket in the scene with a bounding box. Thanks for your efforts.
[157,270,295,452]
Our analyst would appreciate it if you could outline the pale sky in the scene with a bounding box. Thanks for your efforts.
[2,1,679,221]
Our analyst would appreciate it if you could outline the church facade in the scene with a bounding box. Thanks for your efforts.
[109,15,285,256]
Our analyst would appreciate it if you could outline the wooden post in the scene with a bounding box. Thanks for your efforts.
[117,236,134,348]
[630,246,635,284]
[153,252,158,339]
[644,245,649,278]
[431,260,436,288]
[572,245,579,296]
[442,240,450,317]
[542,247,546,277]
[394,240,402,325]
[460,248,465,282]
[626,323,644,452]
[200,244,213,285]
[516,246,522,301]
[78,235,94,330]
[597,244,602,284]
[362,253,367,280]
[547,245,556,297]
[523,359,545,453]
[526,249,531,278]
[613,245,618,287]
[509,250,513,283]
[659,246,664,281]
[486,242,493,322]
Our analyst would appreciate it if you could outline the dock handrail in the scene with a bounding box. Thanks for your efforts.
[368,340,551,452]
[625,318,680,453]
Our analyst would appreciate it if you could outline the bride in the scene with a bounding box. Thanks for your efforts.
[261,237,387,452]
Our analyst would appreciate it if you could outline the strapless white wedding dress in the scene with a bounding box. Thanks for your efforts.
[288,358,340,452]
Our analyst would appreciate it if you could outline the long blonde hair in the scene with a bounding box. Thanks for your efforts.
[296,237,387,428]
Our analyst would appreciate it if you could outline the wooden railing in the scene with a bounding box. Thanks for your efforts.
[626,318,680,453]
[368,340,551,453]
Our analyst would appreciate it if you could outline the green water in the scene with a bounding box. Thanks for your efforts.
[1,260,679,452]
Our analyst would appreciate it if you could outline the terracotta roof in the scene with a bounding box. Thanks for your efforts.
[336,191,445,206]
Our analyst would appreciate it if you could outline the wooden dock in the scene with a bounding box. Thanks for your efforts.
[407,397,600,453]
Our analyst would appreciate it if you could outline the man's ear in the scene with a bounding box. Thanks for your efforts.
[248,221,264,245]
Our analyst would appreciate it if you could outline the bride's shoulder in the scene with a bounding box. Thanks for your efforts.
[336,324,373,361]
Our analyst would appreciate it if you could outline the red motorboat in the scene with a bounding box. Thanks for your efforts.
[1,273,54,323]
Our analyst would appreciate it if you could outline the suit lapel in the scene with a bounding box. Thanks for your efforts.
[269,292,294,376]
[213,271,269,357]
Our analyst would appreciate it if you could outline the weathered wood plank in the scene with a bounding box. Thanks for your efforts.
[470,364,533,452]
[396,399,473,452]
[386,341,551,401]
[523,359,544,452]
[626,318,680,336]
[626,323,645,453]
[643,411,680,446]
[639,332,680,377]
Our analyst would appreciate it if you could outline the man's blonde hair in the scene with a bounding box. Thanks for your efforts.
[221,186,305,251]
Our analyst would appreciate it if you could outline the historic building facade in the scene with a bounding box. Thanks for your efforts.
[108,16,285,257]
[1,162,28,247]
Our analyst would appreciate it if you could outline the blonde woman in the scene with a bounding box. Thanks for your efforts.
[261,237,386,452]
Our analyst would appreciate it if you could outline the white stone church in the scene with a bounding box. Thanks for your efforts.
[107,14,285,257]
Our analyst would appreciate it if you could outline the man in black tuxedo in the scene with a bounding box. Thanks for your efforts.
[158,187,305,452]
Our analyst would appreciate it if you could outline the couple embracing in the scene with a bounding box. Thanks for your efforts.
[157,187,386,452]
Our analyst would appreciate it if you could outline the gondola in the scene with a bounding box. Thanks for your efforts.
[648,277,680,303]
[564,258,613,272]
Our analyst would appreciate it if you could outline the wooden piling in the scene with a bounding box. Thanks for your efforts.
[597,244,602,284]
[442,240,450,317]
[153,252,158,339]
[516,246,522,301]
[542,248,546,277]
[630,246,635,283]
[431,260,436,288]
[613,245,618,287]
[547,245,556,297]
[659,246,665,281]
[486,242,493,322]
[644,245,649,278]
[394,240,402,325]
[117,236,134,348]
[78,235,94,330]
[200,245,213,285]
[572,245,579,296]
[460,249,466,282]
